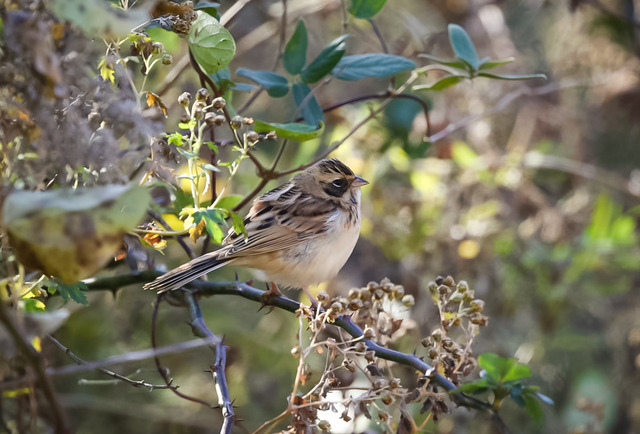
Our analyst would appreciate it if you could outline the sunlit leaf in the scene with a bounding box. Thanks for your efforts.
[3,185,151,283]
[188,12,236,75]
[413,75,466,91]
[477,72,547,81]
[292,83,324,126]
[192,209,226,244]
[284,20,307,75]
[479,57,515,70]
[236,68,289,97]
[448,24,481,70]
[254,120,324,141]
[193,1,219,17]
[229,210,248,240]
[348,0,386,18]
[332,53,415,81]
[300,35,348,84]
[215,195,243,210]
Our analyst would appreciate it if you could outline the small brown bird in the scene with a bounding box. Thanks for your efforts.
[143,158,368,295]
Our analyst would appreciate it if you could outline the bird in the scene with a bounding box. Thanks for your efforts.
[143,158,369,299]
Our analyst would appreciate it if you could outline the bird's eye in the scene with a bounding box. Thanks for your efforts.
[332,178,347,188]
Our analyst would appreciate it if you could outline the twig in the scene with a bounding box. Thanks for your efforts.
[368,18,388,53]
[150,294,214,408]
[184,292,236,433]
[0,304,69,433]
[46,335,171,391]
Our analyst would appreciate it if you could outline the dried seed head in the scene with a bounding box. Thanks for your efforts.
[204,112,216,125]
[348,288,359,300]
[317,291,329,302]
[342,359,356,372]
[330,301,344,314]
[178,91,192,107]
[230,115,243,129]
[195,87,209,101]
[354,341,367,353]
[378,411,389,422]
[365,351,376,362]
[469,313,488,326]
[441,338,454,352]
[420,337,430,348]
[373,378,387,390]
[443,275,455,287]
[438,285,450,296]
[193,108,204,121]
[363,327,376,340]
[291,346,300,358]
[392,285,405,300]
[246,131,259,142]
[88,111,102,130]
[428,347,439,359]
[470,299,485,313]
[449,292,463,304]
[151,42,164,54]
[381,280,394,293]
[456,280,469,293]
[213,114,226,126]
[212,96,226,110]
[162,53,173,65]
[317,420,331,432]
[431,328,444,342]
[389,378,400,389]
[348,298,363,311]
[243,117,254,125]
[366,281,380,291]
[381,394,393,405]
[428,281,438,295]
[435,276,445,286]
[401,294,415,307]
[359,289,372,301]
[341,410,351,422]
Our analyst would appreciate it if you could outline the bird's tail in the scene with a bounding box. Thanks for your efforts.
[143,252,234,293]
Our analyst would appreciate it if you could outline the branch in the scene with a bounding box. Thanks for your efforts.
[0,304,69,434]
[83,272,494,414]
[47,335,171,391]
[184,292,236,433]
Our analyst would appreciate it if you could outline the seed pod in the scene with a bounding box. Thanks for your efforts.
[381,280,394,293]
[401,294,415,307]
[195,87,209,101]
[316,291,329,302]
[354,341,367,353]
[348,298,363,311]
[373,288,384,300]
[243,117,254,125]
[291,346,300,358]
[330,301,344,314]
[456,280,469,293]
[363,327,376,340]
[230,115,243,129]
[392,285,405,300]
[359,289,372,301]
[470,299,485,313]
[381,394,393,405]
[178,92,192,107]
[435,276,445,286]
[420,337,430,348]
[431,328,444,342]
[246,131,259,142]
[428,347,438,359]
[378,412,389,422]
[212,96,226,110]
[213,115,225,126]
[151,42,164,54]
[204,112,216,125]
[366,281,380,291]
[438,285,450,296]
[365,351,376,362]
[449,292,463,304]
[162,53,173,65]
[372,378,387,390]
[318,420,331,432]
[348,288,359,300]
[443,275,455,287]
[441,338,454,352]
[342,359,356,372]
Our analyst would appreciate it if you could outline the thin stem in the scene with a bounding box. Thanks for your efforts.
[0,304,69,433]
[368,18,388,53]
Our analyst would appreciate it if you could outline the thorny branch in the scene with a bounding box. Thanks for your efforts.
[47,335,171,391]
[81,272,494,413]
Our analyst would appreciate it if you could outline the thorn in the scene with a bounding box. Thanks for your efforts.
[234,272,239,281]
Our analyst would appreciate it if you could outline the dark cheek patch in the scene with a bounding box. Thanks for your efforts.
[322,182,348,197]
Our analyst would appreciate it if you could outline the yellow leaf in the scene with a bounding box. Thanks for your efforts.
[458,239,480,259]
[2,388,31,398]
[31,336,42,352]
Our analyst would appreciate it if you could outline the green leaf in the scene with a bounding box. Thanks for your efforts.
[511,385,526,407]
[413,75,466,91]
[254,120,324,142]
[193,1,220,17]
[284,20,307,75]
[523,395,545,426]
[236,68,289,97]
[332,53,415,81]
[166,132,184,147]
[229,210,248,240]
[348,0,386,18]
[453,379,490,394]
[192,210,226,244]
[448,24,480,70]
[300,35,348,84]
[292,83,324,126]
[418,54,467,70]
[503,363,531,383]
[50,281,89,305]
[478,353,513,382]
[23,298,46,313]
[477,72,547,81]
[215,195,243,210]
[188,12,236,75]
[479,57,515,70]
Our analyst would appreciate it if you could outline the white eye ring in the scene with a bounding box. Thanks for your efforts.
[332,179,347,188]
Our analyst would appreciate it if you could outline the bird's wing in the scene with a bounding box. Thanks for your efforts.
[218,184,337,258]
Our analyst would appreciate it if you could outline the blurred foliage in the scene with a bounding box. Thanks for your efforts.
[0,0,639,433]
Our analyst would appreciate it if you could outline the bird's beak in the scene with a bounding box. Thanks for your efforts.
[352,176,369,187]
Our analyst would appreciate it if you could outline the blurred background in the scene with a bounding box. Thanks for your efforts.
[3,0,640,432]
